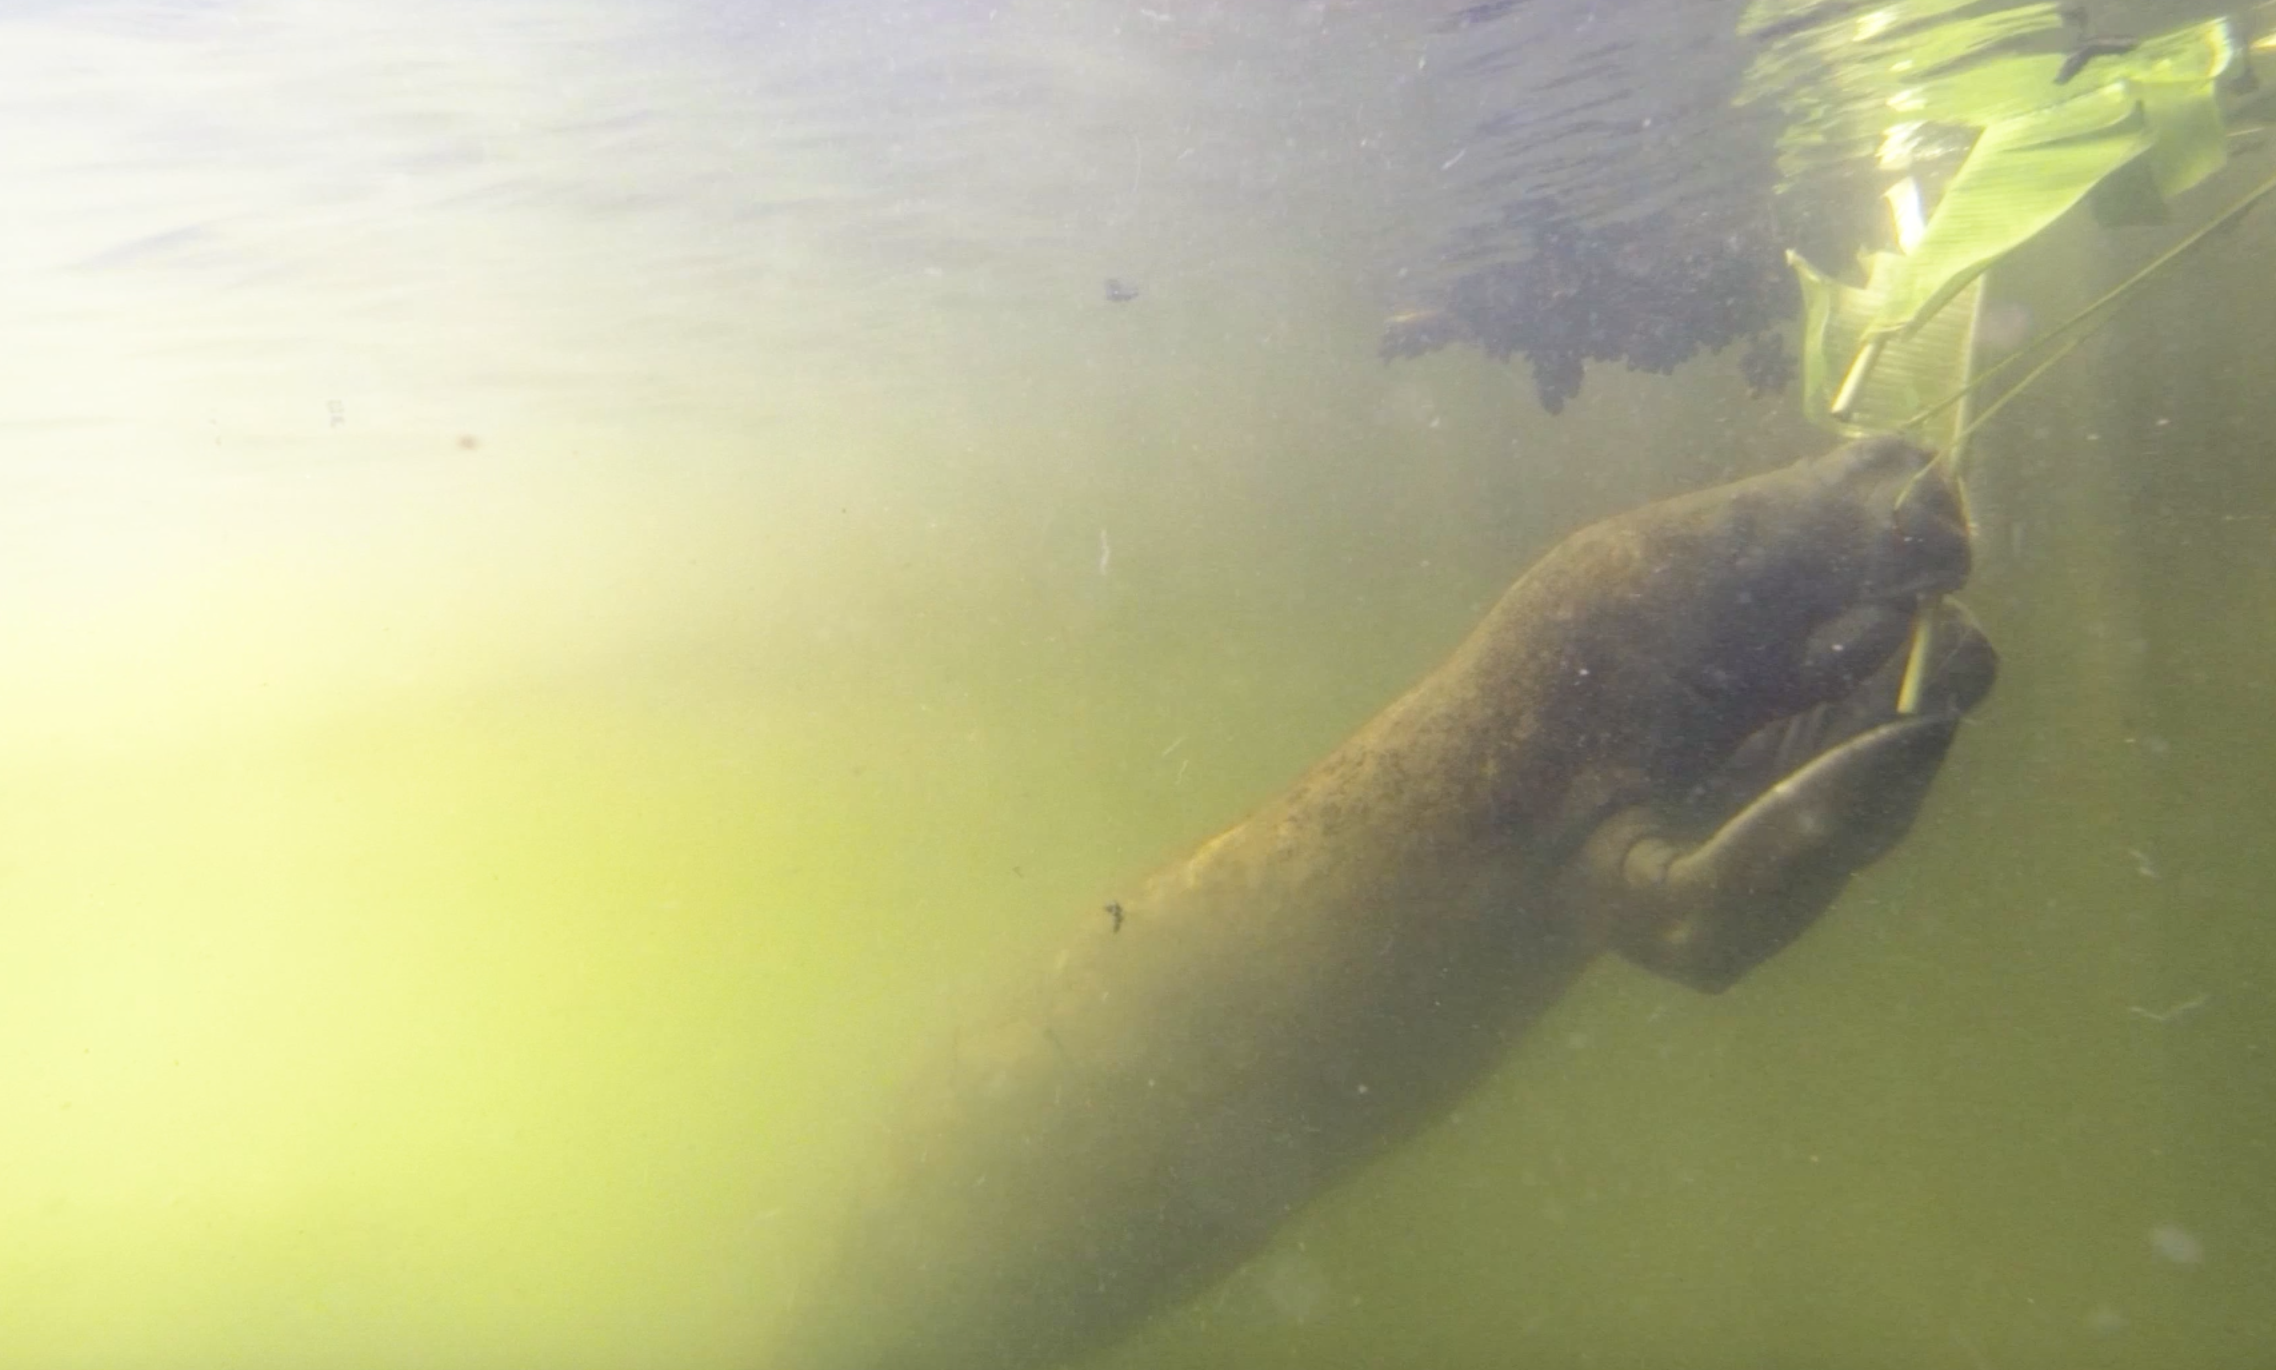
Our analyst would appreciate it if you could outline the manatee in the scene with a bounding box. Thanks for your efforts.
[773,435,1996,1370]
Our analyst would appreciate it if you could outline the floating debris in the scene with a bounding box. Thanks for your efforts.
[2128,993,2210,1024]
[1381,205,1793,413]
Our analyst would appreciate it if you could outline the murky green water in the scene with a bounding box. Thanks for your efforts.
[3,3,2271,1368]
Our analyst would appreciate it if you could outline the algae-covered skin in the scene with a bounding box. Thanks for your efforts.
[774,435,1994,1370]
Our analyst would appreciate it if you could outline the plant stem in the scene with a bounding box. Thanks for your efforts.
[1905,158,2276,441]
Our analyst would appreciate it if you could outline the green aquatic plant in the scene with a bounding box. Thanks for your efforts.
[1789,241,1985,446]
[1909,159,2276,458]
[1744,1,2273,712]
[1778,12,2259,448]
[1877,149,2276,712]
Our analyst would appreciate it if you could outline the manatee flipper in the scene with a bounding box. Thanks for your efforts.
[1586,599,1997,992]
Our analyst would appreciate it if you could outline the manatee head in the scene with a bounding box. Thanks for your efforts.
[1480,434,1969,806]
[1527,434,1995,990]
[1623,433,1972,767]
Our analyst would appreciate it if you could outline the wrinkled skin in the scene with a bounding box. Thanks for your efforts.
[773,435,1996,1370]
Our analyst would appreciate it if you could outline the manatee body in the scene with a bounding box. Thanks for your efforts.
[775,436,1994,1370]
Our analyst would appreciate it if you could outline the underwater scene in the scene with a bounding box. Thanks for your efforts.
[4,1,2274,1368]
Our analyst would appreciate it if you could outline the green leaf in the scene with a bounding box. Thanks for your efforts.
[1869,82,2152,337]
[1791,249,1982,444]
[2093,20,2241,221]
[1759,8,2251,428]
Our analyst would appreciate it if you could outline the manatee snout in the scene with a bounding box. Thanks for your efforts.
[1782,438,1971,703]
[1838,433,1973,602]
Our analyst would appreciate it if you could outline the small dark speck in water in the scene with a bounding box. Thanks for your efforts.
[1103,278,1142,303]
[1104,901,1124,932]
